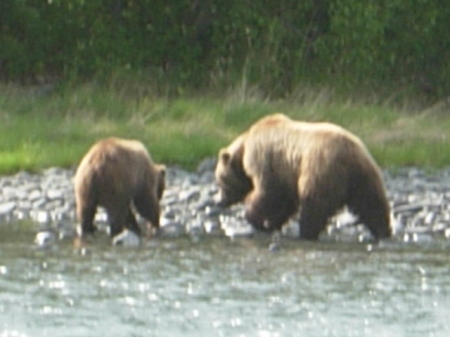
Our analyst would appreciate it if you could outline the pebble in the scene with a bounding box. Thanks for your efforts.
[112,229,141,247]
[1,162,450,246]
[34,231,56,248]
[0,201,16,215]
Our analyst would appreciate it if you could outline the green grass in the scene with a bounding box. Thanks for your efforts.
[0,81,449,175]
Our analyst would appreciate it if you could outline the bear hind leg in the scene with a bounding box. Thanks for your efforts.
[133,192,160,230]
[297,175,344,240]
[125,208,141,235]
[106,205,130,238]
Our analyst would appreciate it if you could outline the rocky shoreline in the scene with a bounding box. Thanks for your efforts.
[1,159,450,245]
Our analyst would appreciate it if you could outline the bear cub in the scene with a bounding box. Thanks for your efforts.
[215,113,391,241]
[74,137,165,239]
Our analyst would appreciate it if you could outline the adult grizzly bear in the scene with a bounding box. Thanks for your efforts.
[215,113,391,240]
[74,137,165,238]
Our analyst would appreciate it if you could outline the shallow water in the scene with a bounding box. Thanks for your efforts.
[1,225,450,337]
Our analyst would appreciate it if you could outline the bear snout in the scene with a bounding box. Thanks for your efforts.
[244,207,266,231]
[214,190,229,207]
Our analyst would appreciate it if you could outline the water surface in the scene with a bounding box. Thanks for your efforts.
[1,224,449,337]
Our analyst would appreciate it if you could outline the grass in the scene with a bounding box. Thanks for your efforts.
[0,81,449,175]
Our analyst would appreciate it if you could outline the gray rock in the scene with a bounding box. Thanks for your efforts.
[186,219,204,236]
[0,201,16,215]
[178,187,201,202]
[112,229,140,247]
[197,157,217,175]
[32,198,47,209]
[15,188,29,200]
[31,210,51,224]
[47,189,65,200]
[223,223,254,238]
[2,164,450,245]
[432,222,449,232]
[282,220,300,237]
[34,231,56,248]
[204,218,222,235]
[220,214,253,237]
[204,205,221,217]
[159,219,185,237]
[334,211,358,228]
[28,190,43,201]
[2,187,16,199]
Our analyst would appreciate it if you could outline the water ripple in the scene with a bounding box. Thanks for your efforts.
[1,231,450,336]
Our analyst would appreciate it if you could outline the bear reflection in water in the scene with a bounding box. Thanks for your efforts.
[215,113,391,241]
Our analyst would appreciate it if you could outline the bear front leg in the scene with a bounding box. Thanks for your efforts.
[347,183,392,240]
[76,202,97,237]
[351,205,391,240]
[298,199,331,240]
[244,187,297,233]
[133,192,160,231]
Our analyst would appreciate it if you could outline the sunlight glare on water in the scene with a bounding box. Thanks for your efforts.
[1,225,450,337]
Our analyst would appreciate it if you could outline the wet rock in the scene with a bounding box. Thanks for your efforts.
[34,231,56,248]
[358,232,373,243]
[3,164,450,245]
[269,242,281,252]
[112,229,140,247]
[220,214,254,238]
[394,203,426,214]
[31,210,51,224]
[187,215,206,234]
[159,219,185,237]
[47,189,65,200]
[196,157,217,175]
[2,187,17,199]
[281,220,300,237]
[55,220,76,239]
[15,188,29,200]
[423,212,437,226]
[334,211,358,228]
[198,171,215,184]
[178,187,200,202]
[32,198,47,209]
[403,232,434,244]
[204,218,222,235]
[223,225,254,238]
[0,201,16,215]
[432,222,449,233]
[203,205,220,217]
[162,194,178,206]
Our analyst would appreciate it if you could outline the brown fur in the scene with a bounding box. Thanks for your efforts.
[74,137,165,238]
[215,113,391,240]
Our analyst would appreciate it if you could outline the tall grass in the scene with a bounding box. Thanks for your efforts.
[0,81,449,175]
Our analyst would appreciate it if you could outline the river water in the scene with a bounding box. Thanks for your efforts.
[1,224,449,337]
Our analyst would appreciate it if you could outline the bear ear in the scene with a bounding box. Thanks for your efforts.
[220,150,231,165]
[156,164,166,178]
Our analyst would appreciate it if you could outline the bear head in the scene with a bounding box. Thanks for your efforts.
[214,136,252,207]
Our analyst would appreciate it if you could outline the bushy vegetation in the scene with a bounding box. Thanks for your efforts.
[1,1,450,174]
[1,0,450,101]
